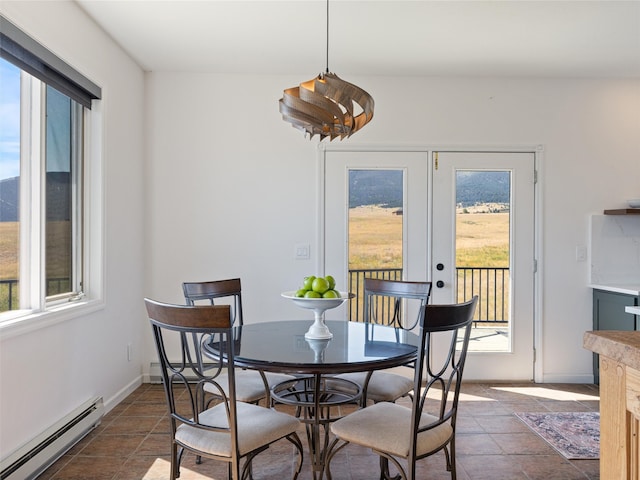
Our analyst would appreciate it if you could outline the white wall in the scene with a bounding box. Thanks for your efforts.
[0,1,146,457]
[145,73,640,384]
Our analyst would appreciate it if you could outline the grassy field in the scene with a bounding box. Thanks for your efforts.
[0,206,509,279]
[349,206,403,269]
[456,213,509,267]
[348,206,510,323]
[1,208,508,314]
[0,222,19,279]
[349,206,510,322]
[1,221,71,311]
[1,222,19,311]
[0,221,71,280]
[2,208,508,277]
[349,205,509,270]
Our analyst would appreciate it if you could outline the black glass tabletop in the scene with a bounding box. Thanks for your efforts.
[204,320,419,375]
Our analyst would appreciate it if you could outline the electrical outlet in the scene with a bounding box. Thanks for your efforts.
[576,246,587,262]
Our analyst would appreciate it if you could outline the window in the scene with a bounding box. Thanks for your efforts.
[0,16,101,322]
[347,169,404,322]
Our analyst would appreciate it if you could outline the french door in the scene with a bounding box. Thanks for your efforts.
[322,150,428,325]
[320,147,536,381]
[431,151,536,381]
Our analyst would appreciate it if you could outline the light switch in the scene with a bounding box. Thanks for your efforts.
[294,243,310,260]
[576,245,587,262]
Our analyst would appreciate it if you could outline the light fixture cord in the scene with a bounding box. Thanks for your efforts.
[325,0,329,74]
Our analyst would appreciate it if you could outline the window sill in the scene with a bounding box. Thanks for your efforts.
[0,299,105,340]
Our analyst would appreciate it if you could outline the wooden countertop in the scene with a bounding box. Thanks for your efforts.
[584,330,640,370]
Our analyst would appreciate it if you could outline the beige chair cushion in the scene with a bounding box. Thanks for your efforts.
[176,401,300,457]
[334,371,414,403]
[330,401,452,458]
[204,370,295,403]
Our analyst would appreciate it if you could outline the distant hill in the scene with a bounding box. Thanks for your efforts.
[0,176,19,221]
[0,173,71,221]
[349,170,403,208]
[0,170,509,220]
[349,170,509,208]
[456,171,510,206]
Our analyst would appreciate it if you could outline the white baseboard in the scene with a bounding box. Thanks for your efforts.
[103,375,143,413]
[539,373,595,384]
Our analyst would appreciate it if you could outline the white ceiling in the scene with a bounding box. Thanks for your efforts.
[76,0,640,78]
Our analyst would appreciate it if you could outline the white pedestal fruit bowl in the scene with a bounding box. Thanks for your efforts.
[281,291,355,339]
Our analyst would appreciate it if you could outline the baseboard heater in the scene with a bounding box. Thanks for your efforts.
[0,396,104,480]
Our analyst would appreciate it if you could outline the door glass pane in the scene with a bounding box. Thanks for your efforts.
[456,170,511,352]
[0,59,21,312]
[348,169,403,321]
[45,86,74,297]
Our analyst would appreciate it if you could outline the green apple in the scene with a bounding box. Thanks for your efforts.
[295,289,307,298]
[325,275,336,290]
[302,276,316,291]
[322,290,340,298]
[311,277,330,294]
[304,290,322,298]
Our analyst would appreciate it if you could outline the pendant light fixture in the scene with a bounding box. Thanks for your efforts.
[279,0,374,141]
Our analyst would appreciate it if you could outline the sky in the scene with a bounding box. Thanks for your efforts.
[0,58,20,181]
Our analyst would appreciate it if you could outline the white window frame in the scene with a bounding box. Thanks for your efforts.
[0,63,104,338]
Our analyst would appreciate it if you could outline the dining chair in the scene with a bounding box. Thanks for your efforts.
[332,278,432,405]
[325,296,478,480]
[144,298,304,480]
[182,278,296,405]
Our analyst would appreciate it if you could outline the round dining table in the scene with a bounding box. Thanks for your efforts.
[204,319,420,479]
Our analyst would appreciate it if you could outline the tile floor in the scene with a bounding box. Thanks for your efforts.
[39,382,600,480]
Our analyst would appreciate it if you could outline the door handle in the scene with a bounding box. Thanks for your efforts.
[436,280,445,288]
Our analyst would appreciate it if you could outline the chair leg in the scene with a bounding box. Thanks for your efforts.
[230,459,241,480]
[446,441,457,480]
[378,454,404,480]
[379,456,388,480]
[170,442,179,480]
[325,437,350,480]
[240,451,261,480]
[287,433,304,480]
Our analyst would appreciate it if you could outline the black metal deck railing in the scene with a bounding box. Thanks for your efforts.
[1,268,510,324]
[0,278,71,312]
[348,268,404,323]
[348,267,509,325]
[456,267,509,324]
[0,279,18,312]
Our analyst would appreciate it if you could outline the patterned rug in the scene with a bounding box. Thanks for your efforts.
[514,411,600,459]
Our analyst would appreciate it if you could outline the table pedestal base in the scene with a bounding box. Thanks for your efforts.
[271,376,362,479]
